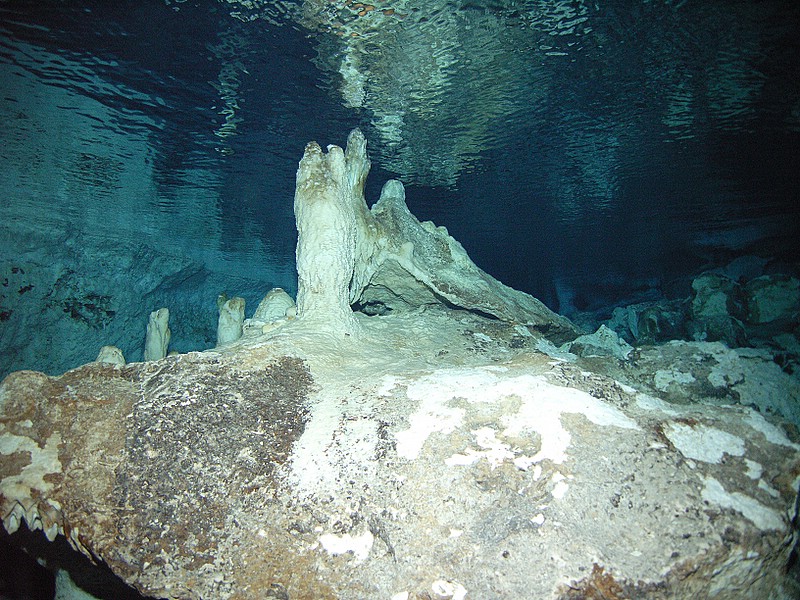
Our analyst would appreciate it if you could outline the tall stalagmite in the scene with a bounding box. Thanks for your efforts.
[293,129,577,340]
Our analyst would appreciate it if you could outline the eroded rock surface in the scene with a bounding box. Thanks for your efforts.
[2,312,799,599]
[1,353,313,597]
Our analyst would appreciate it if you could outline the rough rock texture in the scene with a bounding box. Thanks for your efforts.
[606,269,800,351]
[2,132,799,599]
[2,313,799,599]
[144,308,171,362]
[607,299,688,345]
[1,352,313,598]
[745,275,800,325]
[216,297,246,346]
[688,273,747,347]
[606,340,800,428]
[560,324,633,361]
[294,129,578,343]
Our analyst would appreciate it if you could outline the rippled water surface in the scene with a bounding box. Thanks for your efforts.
[2,0,799,311]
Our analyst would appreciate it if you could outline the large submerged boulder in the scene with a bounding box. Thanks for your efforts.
[2,131,799,600]
[603,268,800,380]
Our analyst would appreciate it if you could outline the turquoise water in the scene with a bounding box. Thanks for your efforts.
[1,0,798,375]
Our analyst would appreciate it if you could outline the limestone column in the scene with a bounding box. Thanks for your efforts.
[217,297,245,346]
[144,307,170,361]
[293,130,370,335]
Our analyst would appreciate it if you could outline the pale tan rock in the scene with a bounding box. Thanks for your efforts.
[95,345,125,366]
[251,288,295,323]
[143,307,170,361]
[2,314,799,599]
[216,296,245,346]
[560,324,633,360]
[293,134,365,336]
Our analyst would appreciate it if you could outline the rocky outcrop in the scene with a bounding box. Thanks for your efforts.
[2,312,799,599]
[2,132,799,599]
[294,129,578,342]
[687,273,747,346]
[604,268,800,371]
[745,275,800,325]
[560,324,633,360]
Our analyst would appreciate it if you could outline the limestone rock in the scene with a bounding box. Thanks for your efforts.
[2,132,798,599]
[609,340,800,427]
[244,288,297,336]
[216,292,229,313]
[691,273,738,320]
[606,299,688,344]
[143,307,170,361]
[54,568,101,600]
[688,273,747,346]
[251,288,295,324]
[560,324,633,360]
[744,274,799,325]
[292,129,578,342]
[358,180,577,341]
[293,133,367,336]
[94,345,125,366]
[216,296,245,346]
[774,331,800,356]
[603,267,800,352]
[1,312,799,599]
[603,269,800,351]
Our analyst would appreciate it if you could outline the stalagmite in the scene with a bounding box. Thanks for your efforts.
[95,345,125,366]
[216,296,246,346]
[251,288,296,323]
[292,129,577,341]
[143,307,170,361]
[293,132,368,336]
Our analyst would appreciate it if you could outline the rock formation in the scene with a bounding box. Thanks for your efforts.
[1,131,799,600]
[602,266,800,381]
[216,296,246,346]
[143,307,171,362]
[293,134,366,335]
[250,288,296,324]
[294,129,577,342]
[95,345,125,366]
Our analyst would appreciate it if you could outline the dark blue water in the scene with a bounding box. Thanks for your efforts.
[1,0,799,371]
